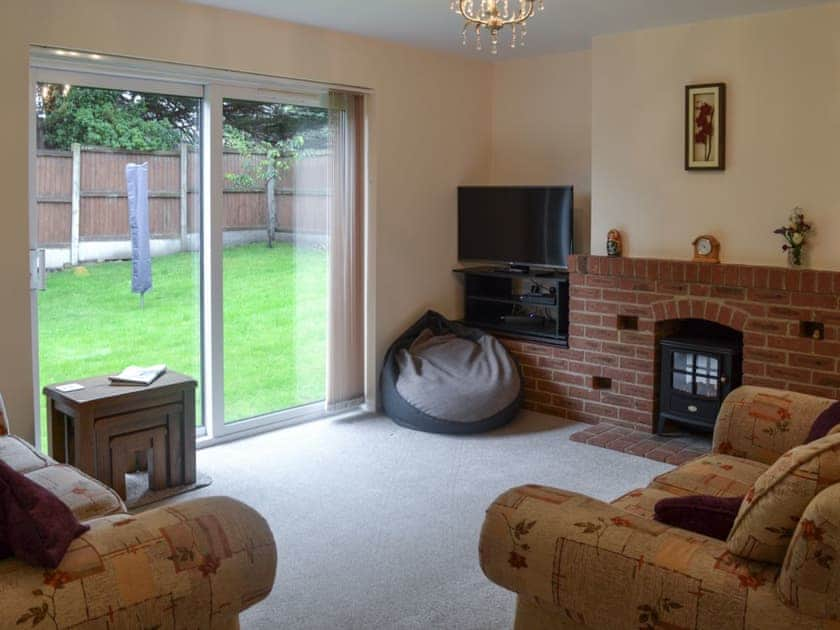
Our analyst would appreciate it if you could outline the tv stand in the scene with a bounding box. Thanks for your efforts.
[453,266,569,347]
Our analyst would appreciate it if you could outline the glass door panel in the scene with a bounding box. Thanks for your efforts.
[221,97,329,423]
[672,371,693,394]
[33,81,203,445]
[695,376,719,398]
[673,352,692,371]
[669,350,721,399]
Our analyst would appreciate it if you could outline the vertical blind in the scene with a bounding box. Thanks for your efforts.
[326,91,366,409]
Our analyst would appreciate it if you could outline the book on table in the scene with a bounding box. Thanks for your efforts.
[109,364,167,386]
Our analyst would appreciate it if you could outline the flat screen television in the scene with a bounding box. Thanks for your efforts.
[458,186,574,269]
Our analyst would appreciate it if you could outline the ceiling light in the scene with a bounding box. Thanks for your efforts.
[450,0,544,55]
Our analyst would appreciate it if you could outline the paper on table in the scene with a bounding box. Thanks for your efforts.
[108,365,167,386]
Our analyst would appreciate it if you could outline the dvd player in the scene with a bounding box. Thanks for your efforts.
[501,314,548,326]
[516,294,556,305]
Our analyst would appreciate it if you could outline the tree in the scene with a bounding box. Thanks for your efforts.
[223,99,328,149]
[37,85,328,152]
[37,86,189,151]
[223,125,306,248]
[222,101,328,248]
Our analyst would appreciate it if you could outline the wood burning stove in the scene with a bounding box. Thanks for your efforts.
[657,335,742,434]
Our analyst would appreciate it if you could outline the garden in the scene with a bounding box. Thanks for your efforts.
[38,242,327,438]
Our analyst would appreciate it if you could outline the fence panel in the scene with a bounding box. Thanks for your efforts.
[80,149,180,192]
[36,146,329,257]
[37,202,71,245]
[37,153,72,198]
[36,152,73,245]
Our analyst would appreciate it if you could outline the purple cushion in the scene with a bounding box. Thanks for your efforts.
[654,495,743,541]
[0,460,89,568]
[807,401,840,443]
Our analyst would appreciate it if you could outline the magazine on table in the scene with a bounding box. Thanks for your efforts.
[109,364,167,386]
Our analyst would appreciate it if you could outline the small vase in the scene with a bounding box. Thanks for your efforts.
[788,248,804,267]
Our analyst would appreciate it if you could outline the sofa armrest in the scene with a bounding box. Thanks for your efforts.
[778,483,840,619]
[480,485,783,629]
[712,386,834,465]
[0,496,276,629]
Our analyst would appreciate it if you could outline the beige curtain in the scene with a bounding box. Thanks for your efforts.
[326,91,365,409]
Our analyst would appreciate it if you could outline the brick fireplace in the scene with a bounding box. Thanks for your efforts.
[502,255,840,433]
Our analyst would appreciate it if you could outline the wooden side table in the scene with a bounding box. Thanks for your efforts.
[43,371,197,496]
[109,426,168,499]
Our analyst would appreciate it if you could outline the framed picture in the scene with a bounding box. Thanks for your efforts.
[685,83,726,171]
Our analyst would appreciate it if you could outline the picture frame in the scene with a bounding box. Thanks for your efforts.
[685,83,726,171]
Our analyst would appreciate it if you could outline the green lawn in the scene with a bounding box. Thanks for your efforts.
[38,242,327,443]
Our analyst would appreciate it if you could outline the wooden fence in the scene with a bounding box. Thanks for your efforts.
[37,144,329,263]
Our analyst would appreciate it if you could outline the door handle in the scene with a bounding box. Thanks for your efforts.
[29,249,46,291]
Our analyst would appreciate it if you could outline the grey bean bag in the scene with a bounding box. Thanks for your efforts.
[381,311,522,434]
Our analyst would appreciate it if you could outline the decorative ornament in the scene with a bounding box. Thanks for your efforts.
[692,235,721,264]
[606,230,622,257]
[774,207,812,267]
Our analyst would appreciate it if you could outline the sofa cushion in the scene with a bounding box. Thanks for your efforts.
[0,460,89,568]
[612,487,679,520]
[727,433,840,564]
[26,464,126,522]
[0,435,53,474]
[807,402,840,443]
[713,386,834,465]
[613,487,743,540]
[650,454,769,498]
[654,495,743,541]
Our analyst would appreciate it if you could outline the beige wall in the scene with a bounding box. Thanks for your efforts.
[0,0,492,440]
[591,4,840,266]
[490,50,592,254]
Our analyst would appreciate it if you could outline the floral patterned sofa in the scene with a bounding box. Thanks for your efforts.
[479,386,840,629]
[0,395,276,629]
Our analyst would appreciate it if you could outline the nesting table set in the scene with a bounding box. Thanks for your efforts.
[43,371,197,499]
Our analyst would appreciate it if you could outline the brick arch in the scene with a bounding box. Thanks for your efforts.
[650,298,751,332]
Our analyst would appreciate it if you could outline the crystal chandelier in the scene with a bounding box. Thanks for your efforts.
[450,0,544,55]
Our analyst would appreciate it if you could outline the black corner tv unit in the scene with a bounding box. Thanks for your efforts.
[453,266,570,347]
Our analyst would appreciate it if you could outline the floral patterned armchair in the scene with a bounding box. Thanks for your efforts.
[0,394,276,629]
[479,386,840,629]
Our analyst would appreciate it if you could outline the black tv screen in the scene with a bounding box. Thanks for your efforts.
[458,186,574,268]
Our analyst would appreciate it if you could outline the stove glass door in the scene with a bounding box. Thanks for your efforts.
[671,351,721,399]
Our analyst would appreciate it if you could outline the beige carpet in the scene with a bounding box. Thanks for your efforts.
[161,410,672,630]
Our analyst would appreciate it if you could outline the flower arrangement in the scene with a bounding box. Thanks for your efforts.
[774,207,812,267]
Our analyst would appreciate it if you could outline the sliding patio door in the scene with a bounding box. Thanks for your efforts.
[219,91,330,424]
[30,49,367,446]
[30,70,204,449]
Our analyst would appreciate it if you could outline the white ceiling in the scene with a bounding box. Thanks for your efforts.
[186,0,834,59]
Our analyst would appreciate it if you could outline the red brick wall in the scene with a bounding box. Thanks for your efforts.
[502,255,840,432]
